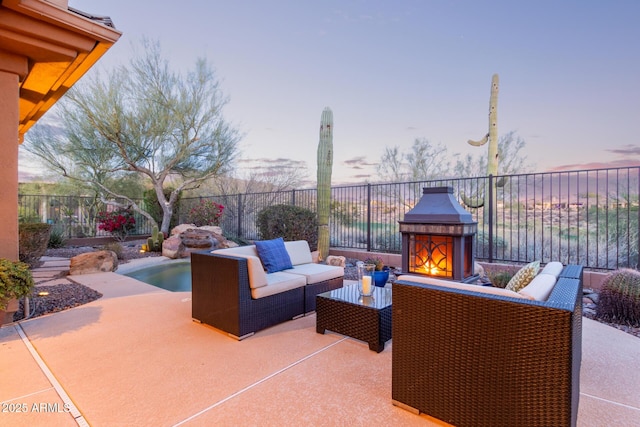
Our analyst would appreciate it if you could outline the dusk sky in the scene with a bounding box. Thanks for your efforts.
[26,0,640,185]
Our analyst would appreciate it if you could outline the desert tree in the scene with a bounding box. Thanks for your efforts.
[375,138,451,214]
[455,131,530,209]
[454,131,529,179]
[208,159,308,240]
[377,137,450,183]
[23,39,240,234]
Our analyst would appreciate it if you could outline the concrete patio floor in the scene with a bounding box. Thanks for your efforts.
[1,258,639,426]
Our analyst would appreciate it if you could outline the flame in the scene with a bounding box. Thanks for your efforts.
[413,234,452,278]
[421,261,448,277]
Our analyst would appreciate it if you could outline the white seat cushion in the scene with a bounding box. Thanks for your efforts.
[285,263,344,284]
[251,272,306,299]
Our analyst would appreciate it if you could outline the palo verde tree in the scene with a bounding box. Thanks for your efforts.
[23,39,241,234]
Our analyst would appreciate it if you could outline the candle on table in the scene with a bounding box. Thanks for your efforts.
[362,275,372,294]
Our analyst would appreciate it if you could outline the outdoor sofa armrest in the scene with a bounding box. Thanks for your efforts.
[191,250,304,339]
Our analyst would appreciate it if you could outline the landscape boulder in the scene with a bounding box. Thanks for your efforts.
[181,228,217,249]
[198,226,236,249]
[162,224,236,259]
[474,262,485,277]
[162,235,185,259]
[70,250,118,275]
[169,223,195,236]
[180,228,217,257]
[326,255,346,268]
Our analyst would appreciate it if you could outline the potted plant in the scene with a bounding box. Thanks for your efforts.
[0,258,35,325]
[364,256,390,287]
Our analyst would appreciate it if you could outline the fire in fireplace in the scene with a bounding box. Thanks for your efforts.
[399,186,478,283]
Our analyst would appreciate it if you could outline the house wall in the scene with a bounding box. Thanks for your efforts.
[0,71,19,260]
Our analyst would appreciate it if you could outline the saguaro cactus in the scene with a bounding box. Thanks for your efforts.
[462,74,503,210]
[468,73,499,176]
[317,107,333,262]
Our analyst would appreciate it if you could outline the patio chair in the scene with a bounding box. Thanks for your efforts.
[392,264,583,427]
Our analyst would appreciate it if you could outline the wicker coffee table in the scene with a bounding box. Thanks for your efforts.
[316,283,392,352]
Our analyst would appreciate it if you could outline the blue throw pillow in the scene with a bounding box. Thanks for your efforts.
[255,237,293,273]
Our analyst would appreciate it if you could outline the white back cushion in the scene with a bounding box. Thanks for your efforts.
[214,246,267,288]
[540,261,564,278]
[215,245,258,257]
[518,273,557,301]
[284,240,313,265]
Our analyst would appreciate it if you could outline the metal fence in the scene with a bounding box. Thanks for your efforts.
[19,166,639,270]
[18,194,154,238]
[179,167,639,271]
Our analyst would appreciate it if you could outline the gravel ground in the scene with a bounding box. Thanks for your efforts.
[12,240,161,322]
[15,283,103,320]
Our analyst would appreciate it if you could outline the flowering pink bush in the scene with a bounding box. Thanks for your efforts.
[97,209,136,241]
[187,200,224,226]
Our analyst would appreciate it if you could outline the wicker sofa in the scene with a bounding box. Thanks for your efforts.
[391,264,583,427]
[191,240,343,339]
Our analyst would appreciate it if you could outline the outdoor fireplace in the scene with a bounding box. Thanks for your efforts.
[399,186,478,283]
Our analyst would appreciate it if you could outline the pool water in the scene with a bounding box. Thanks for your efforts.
[124,262,191,292]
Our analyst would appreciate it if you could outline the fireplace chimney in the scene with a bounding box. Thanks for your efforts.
[399,186,478,283]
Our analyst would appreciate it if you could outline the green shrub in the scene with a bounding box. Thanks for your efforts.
[487,270,514,288]
[187,199,224,226]
[18,205,40,223]
[475,230,508,258]
[331,200,359,226]
[0,258,35,310]
[18,223,52,268]
[256,205,318,251]
[48,228,67,249]
[375,232,401,253]
[596,268,640,327]
[101,242,124,260]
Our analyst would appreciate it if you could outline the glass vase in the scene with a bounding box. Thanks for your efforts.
[358,263,376,296]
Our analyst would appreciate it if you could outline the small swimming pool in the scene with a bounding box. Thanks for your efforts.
[124,262,191,292]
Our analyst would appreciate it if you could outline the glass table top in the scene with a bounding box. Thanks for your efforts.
[319,283,392,309]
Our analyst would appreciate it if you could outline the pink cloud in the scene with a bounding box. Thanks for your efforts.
[547,159,640,172]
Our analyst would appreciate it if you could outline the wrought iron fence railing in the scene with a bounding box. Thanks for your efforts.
[18,194,154,238]
[19,166,639,270]
[179,167,640,271]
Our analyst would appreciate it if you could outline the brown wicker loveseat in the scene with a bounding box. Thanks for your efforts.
[392,264,583,427]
